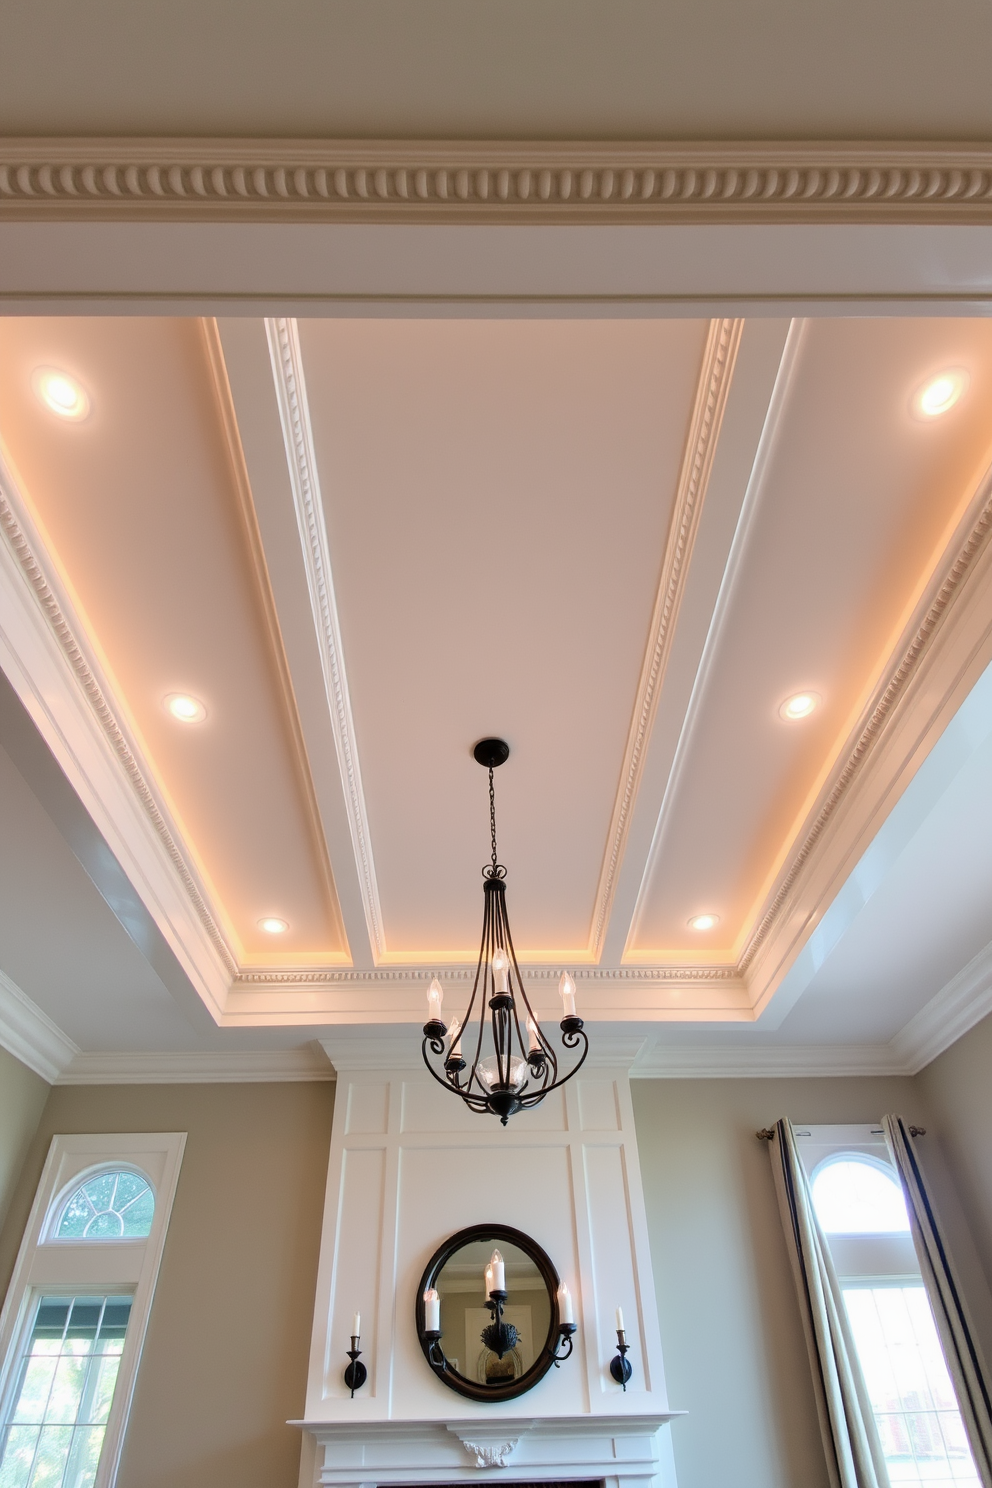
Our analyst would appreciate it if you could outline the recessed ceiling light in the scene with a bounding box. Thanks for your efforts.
[32,367,90,421]
[913,369,969,419]
[779,691,821,721]
[258,917,288,935]
[688,913,720,932]
[164,693,207,724]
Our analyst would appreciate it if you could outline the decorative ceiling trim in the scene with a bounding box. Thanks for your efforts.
[200,318,348,954]
[56,1046,335,1085]
[265,317,384,963]
[0,468,240,986]
[740,455,992,978]
[0,969,77,1083]
[232,963,739,985]
[6,140,992,223]
[591,317,743,960]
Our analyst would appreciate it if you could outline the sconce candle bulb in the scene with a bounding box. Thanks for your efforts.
[488,1248,506,1294]
[558,1281,575,1326]
[423,1288,440,1333]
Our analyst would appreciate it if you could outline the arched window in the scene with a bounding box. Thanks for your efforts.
[54,1169,155,1240]
[811,1155,910,1235]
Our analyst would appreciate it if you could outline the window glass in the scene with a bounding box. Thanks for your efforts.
[0,1294,133,1488]
[55,1171,154,1241]
[844,1286,979,1487]
[812,1157,910,1234]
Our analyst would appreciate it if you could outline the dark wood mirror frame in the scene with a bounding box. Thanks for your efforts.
[415,1223,564,1402]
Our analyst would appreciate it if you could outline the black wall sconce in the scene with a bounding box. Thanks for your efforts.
[610,1306,633,1391]
[343,1311,367,1397]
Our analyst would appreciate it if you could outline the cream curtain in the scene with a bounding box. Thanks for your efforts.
[768,1117,890,1488]
[883,1114,992,1488]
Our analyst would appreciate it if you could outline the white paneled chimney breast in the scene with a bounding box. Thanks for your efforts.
[294,1037,683,1488]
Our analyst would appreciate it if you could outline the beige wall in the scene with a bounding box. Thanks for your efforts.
[0,1046,48,1234]
[0,1079,334,1488]
[631,1075,934,1488]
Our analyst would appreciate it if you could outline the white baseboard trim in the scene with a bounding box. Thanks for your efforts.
[56,1047,334,1084]
[0,970,77,1083]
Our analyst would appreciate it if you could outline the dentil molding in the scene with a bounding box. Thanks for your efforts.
[5,140,992,223]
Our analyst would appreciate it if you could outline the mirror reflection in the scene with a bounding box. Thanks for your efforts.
[432,1237,553,1385]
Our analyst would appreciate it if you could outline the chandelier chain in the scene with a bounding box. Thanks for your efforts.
[489,766,498,872]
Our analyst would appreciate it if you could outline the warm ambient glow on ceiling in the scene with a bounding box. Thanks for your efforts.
[164,693,207,724]
[914,369,969,419]
[32,368,90,421]
[258,917,289,934]
[780,692,820,720]
[687,913,720,932]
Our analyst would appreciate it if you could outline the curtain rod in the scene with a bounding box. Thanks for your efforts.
[756,1125,926,1140]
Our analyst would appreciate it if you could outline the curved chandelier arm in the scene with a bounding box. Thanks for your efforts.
[420,1035,491,1110]
[516,1022,589,1108]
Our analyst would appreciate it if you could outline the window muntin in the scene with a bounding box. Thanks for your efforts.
[0,1295,133,1488]
[53,1172,154,1242]
[812,1156,911,1235]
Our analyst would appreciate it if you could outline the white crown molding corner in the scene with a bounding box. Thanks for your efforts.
[591,317,744,960]
[56,1046,334,1085]
[6,140,992,224]
[265,317,384,965]
[630,1041,911,1079]
[0,457,238,1019]
[742,453,992,1015]
[0,969,77,1083]
[891,938,992,1075]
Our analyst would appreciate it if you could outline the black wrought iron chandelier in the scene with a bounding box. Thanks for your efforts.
[422,738,589,1124]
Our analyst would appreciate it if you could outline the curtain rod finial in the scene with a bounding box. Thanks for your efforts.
[909,1125,927,1137]
[756,1127,776,1140]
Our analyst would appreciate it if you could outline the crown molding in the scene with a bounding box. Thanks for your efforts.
[265,316,384,964]
[891,936,992,1075]
[5,140,992,224]
[591,317,743,959]
[0,969,77,1083]
[630,1041,910,1079]
[56,1046,334,1085]
[0,454,237,1017]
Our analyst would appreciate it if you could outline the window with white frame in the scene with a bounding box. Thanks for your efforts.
[797,1124,979,1488]
[0,1134,185,1488]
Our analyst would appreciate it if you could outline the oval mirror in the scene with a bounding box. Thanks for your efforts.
[416,1224,565,1401]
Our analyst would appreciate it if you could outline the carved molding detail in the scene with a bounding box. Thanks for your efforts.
[232,964,739,986]
[739,464,992,974]
[0,483,239,978]
[265,316,384,961]
[591,317,743,958]
[453,1438,520,1469]
[7,140,992,222]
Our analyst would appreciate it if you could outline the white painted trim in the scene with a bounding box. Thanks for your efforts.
[591,317,743,960]
[0,969,77,1083]
[630,1042,910,1078]
[891,936,992,1074]
[0,453,235,1018]
[265,317,384,964]
[56,1047,334,1085]
[0,1132,185,1488]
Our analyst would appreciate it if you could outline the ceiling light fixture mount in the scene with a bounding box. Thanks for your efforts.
[422,738,589,1125]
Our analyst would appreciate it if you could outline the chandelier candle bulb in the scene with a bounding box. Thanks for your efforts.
[558,1282,575,1326]
[559,971,577,1019]
[448,1017,462,1057]
[423,1289,440,1333]
[492,947,510,995]
[427,977,444,1024]
[527,1016,541,1052]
